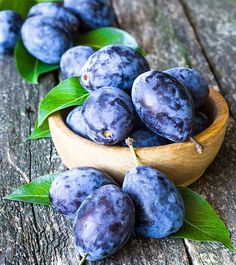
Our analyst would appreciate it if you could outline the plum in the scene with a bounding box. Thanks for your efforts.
[132,70,194,142]
[21,16,73,64]
[193,111,209,136]
[0,10,23,53]
[123,165,185,238]
[80,44,150,92]
[64,0,115,30]
[73,184,135,261]
[120,128,169,147]
[49,167,117,218]
[164,67,209,109]
[66,105,89,139]
[82,86,135,145]
[60,46,96,79]
[28,2,80,35]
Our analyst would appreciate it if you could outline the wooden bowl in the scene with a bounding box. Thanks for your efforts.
[48,88,229,186]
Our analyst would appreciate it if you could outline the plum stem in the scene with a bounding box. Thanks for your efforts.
[189,136,204,154]
[79,254,89,265]
[125,137,141,166]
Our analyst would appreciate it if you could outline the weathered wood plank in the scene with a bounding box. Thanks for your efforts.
[180,0,236,118]
[0,54,76,265]
[113,0,236,264]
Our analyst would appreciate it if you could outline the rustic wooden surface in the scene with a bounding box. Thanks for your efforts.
[0,0,236,264]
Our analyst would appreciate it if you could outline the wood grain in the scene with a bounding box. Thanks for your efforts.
[0,0,236,264]
[180,0,236,118]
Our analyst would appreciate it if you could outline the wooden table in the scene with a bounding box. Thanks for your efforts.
[0,0,236,264]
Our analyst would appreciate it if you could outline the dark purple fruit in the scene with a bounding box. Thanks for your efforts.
[21,16,73,64]
[49,168,117,218]
[0,10,24,53]
[82,86,135,145]
[132,70,194,142]
[120,128,169,147]
[66,105,89,139]
[193,111,209,136]
[64,0,116,30]
[123,165,185,238]
[164,67,209,109]
[80,44,150,92]
[74,184,135,261]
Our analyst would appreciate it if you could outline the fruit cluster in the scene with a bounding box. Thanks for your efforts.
[66,44,210,150]
[0,2,213,263]
[0,3,210,150]
[0,10,23,53]
[50,165,185,262]
[0,0,115,63]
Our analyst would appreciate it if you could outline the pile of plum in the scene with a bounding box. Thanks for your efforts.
[50,166,185,261]
[1,1,212,262]
[0,0,115,60]
[66,43,210,150]
[0,1,210,147]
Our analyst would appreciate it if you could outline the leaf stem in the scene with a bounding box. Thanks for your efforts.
[125,137,141,167]
[189,137,203,154]
[79,254,89,265]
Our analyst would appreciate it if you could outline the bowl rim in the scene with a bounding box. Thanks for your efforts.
[48,87,229,152]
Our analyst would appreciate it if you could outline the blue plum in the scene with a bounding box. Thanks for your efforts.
[80,44,150,92]
[0,10,23,53]
[123,165,185,238]
[132,70,194,142]
[49,167,117,218]
[164,67,209,109]
[74,184,135,261]
[64,0,115,30]
[120,128,169,147]
[21,16,73,64]
[60,46,96,79]
[28,2,80,35]
[66,105,89,139]
[193,111,209,136]
[82,86,135,145]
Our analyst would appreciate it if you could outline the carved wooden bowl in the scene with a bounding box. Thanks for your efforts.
[49,88,229,186]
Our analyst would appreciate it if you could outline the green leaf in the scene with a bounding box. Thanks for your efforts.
[0,0,35,17]
[14,39,59,84]
[4,174,58,205]
[77,27,146,56]
[37,77,89,127]
[27,119,51,141]
[173,187,235,250]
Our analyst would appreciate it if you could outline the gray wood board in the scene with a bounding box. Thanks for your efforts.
[0,0,236,264]
[181,0,236,118]
[112,0,236,264]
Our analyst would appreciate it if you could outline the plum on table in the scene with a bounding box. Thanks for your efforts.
[49,167,117,218]
[74,184,135,261]
[64,0,116,30]
[0,10,24,53]
[28,2,80,35]
[123,165,185,238]
[21,16,73,64]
